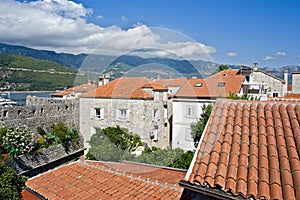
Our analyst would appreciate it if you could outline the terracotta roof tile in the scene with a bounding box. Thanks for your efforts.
[26,160,186,200]
[184,99,300,199]
[175,70,244,98]
[81,77,166,99]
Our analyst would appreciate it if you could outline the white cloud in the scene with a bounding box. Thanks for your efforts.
[96,15,103,20]
[121,16,127,21]
[0,0,215,61]
[227,52,237,57]
[264,56,275,61]
[276,51,286,56]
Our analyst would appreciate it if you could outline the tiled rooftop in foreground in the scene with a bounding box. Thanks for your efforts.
[182,99,300,199]
[25,160,186,200]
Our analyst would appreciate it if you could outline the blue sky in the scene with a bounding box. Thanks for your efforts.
[2,0,300,67]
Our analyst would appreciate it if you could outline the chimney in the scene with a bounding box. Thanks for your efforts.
[283,68,288,95]
[103,74,110,85]
[98,76,104,86]
[253,63,258,71]
[99,74,110,86]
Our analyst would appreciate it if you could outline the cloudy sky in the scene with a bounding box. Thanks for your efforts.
[1,0,300,67]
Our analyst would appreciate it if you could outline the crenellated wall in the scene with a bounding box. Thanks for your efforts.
[0,96,79,133]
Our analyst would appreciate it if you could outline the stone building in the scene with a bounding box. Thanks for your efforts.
[79,77,171,150]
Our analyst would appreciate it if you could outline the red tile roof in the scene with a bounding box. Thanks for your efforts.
[175,70,244,98]
[184,99,300,199]
[51,91,72,97]
[154,78,186,87]
[142,82,168,91]
[51,84,97,97]
[25,160,186,200]
[81,77,166,99]
[284,93,300,99]
[66,83,97,93]
[21,189,42,200]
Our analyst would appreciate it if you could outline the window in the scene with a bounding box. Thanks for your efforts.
[150,129,158,141]
[116,108,129,121]
[185,128,193,141]
[91,108,104,119]
[218,82,226,87]
[273,92,279,97]
[152,108,160,122]
[186,105,196,117]
[194,83,203,87]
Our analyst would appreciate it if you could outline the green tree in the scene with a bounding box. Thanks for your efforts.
[0,162,27,200]
[190,104,213,147]
[101,126,143,152]
[169,150,194,169]
[133,147,185,167]
[87,126,143,162]
[51,122,79,151]
[219,64,228,71]
[3,125,32,157]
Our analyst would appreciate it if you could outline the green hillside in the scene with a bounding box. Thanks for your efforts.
[0,54,76,72]
[0,54,87,91]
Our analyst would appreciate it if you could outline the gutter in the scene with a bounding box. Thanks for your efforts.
[179,180,245,200]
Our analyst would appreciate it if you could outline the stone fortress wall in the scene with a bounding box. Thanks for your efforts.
[0,96,79,133]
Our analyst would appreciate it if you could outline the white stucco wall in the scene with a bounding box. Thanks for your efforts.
[172,98,215,151]
[292,73,300,94]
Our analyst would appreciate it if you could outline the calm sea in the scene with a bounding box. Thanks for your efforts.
[4,91,54,106]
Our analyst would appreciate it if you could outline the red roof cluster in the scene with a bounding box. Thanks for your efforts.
[51,83,97,97]
[175,69,244,98]
[80,77,167,99]
[185,99,300,199]
[25,160,186,200]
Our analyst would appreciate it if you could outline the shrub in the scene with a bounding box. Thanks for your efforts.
[0,162,27,200]
[3,125,32,157]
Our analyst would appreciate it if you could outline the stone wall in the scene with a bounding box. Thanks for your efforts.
[6,140,84,177]
[0,96,79,133]
[80,97,171,150]
[252,71,285,97]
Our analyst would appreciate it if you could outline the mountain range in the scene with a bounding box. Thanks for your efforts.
[1,42,299,83]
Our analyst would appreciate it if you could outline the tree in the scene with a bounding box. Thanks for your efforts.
[134,147,185,167]
[169,150,194,169]
[51,122,79,151]
[87,126,143,162]
[101,126,143,152]
[3,125,32,157]
[0,162,27,200]
[219,64,228,71]
[190,104,213,147]
[87,126,194,170]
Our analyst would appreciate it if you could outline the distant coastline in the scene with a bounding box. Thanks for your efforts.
[2,91,54,106]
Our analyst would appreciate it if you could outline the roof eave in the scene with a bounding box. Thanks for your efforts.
[179,180,245,200]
